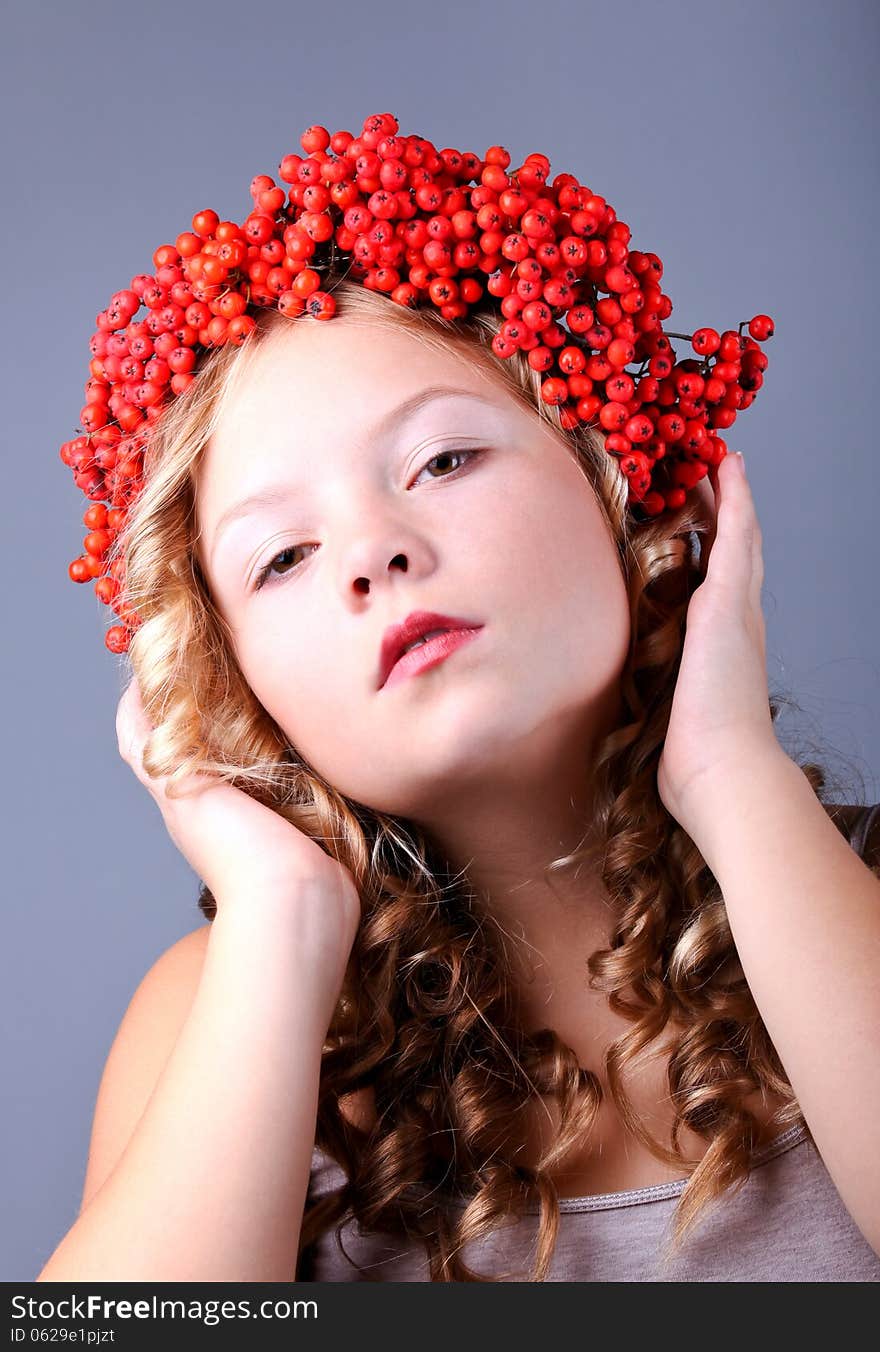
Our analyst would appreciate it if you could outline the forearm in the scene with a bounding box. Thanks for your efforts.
[37,904,334,1282]
[695,751,880,1255]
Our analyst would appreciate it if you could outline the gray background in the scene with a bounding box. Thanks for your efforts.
[2,0,877,1282]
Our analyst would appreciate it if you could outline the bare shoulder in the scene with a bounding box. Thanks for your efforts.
[144,921,211,987]
[79,922,214,1214]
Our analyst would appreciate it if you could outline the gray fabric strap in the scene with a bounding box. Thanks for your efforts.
[851,802,880,861]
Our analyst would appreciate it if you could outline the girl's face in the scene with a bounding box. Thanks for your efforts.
[195,317,631,819]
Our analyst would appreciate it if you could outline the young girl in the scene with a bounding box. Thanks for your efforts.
[39,115,880,1282]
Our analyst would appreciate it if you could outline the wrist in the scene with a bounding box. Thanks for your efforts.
[683,745,802,871]
[209,883,354,998]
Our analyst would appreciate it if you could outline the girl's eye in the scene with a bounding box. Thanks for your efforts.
[253,447,484,591]
[411,446,481,487]
[254,542,310,591]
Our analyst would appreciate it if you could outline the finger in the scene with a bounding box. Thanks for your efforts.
[703,452,757,595]
[724,452,764,587]
[116,679,155,772]
[117,680,218,801]
[117,680,145,742]
[735,456,765,607]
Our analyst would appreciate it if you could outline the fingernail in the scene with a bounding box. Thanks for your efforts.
[733,451,746,474]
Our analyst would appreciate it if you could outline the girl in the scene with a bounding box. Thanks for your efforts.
[39,118,880,1282]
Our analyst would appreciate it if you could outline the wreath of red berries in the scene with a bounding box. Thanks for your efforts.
[59,110,775,656]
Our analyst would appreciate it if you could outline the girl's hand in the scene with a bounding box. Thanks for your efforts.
[656,451,788,841]
[115,677,362,953]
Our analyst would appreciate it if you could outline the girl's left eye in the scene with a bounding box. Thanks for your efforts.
[253,446,484,591]
[411,446,482,488]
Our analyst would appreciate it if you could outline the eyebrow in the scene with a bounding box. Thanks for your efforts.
[208,383,502,564]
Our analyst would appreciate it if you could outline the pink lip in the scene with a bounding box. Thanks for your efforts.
[378,610,484,688]
[381,627,484,691]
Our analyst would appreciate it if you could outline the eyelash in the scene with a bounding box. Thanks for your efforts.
[252,447,485,591]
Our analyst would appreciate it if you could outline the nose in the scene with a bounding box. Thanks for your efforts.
[353,552,409,595]
[340,505,429,594]
[338,495,432,600]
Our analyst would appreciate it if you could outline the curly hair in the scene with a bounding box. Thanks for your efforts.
[114,274,873,1282]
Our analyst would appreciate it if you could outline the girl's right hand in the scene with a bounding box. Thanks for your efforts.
[115,677,363,961]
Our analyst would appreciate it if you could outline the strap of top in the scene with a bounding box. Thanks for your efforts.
[851,802,880,862]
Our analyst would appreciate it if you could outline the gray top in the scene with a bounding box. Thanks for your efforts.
[299,807,880,1282]
[299,1123,880,1281]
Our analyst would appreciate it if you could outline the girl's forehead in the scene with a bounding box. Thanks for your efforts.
[213,347,520,462]
[239,314,502,404]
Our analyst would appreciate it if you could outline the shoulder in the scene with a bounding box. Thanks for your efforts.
[117,924,211,1028]
[109,922,212,1057]
[79,923,212,1213]
[148,922,211,983]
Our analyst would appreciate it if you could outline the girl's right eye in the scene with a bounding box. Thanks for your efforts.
[253,543,312,592]
[252,445,484,591]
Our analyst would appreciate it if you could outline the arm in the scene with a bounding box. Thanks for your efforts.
[36,897,339,1282]
[695,750,880,1258]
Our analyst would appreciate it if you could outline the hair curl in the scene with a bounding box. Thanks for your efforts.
[114,274,874,1281]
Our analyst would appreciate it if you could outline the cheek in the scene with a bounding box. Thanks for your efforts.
[236,622,339,750]
[520,484,630,689]
[494,471,625,617]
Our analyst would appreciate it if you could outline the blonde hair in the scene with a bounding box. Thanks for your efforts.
[115,276,852,1281]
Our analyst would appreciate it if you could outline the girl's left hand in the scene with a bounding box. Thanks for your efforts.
[656,451,785,840]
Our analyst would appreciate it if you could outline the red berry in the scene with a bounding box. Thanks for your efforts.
[63,109,775,660]
[192,209,219,238]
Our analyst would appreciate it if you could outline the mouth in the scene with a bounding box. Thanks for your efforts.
[380,625,485,691]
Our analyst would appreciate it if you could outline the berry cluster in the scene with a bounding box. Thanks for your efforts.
[59,110,775,655]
